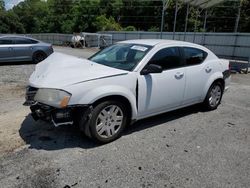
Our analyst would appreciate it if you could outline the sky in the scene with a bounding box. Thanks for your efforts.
[4,0,24,10]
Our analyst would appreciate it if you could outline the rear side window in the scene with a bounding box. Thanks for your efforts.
[183,47,207,66]
[149,47,183,70]
[14,38,32,44]
[0,38,13,45]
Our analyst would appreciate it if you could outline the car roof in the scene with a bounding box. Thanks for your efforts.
[0,35,39,41]
[119,39,202,47]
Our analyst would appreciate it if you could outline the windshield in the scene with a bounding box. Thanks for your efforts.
[89,43,152,71]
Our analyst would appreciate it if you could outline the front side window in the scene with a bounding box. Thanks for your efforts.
[0,38,13,45]
[148,47,183,70]
[89,43,152,71]
[183,47,208,66]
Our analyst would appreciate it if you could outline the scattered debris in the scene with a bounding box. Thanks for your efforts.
[71,182,78,187]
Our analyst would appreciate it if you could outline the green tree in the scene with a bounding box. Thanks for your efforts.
[94,15,121,31]
[0,0,4,11]
[46,0,74,33]
[71,0,100,32]
[12,0,49,33]
[0,10,25,33]
[123,26,136,31]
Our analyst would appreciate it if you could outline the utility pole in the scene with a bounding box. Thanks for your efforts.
[160,0,170,39]
[184,3,190,41]
[173,0,179,40]
[234,0,242,33]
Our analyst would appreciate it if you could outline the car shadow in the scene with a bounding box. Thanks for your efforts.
[125,104,204,135]
[19,104,205,150]
[19,115,98,150]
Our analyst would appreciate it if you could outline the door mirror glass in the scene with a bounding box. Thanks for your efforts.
[141,64,163,75]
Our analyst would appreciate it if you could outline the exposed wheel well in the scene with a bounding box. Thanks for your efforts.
[213,78,225,91]
[92,95,132,122]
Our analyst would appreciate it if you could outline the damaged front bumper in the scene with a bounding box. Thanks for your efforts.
[29,103,75,127]
[23,86,88,127]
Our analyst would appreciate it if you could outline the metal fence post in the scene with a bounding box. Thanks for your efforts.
[193,10,199,43]
[184,3,189,41]
[234,0,242,33]
[173,0,178,40]
[202,10,208,45]
[232,33,238,59]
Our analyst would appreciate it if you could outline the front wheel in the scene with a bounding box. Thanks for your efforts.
[84,101,128,143]
[203,82,223,110]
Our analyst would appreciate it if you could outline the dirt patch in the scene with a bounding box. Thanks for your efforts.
[0,110,28,153]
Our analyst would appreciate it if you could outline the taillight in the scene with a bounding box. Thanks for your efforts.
[228,63,231,70]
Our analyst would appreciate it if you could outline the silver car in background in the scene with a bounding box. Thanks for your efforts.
[0,35,53,63]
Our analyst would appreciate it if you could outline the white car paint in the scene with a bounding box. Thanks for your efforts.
[28,39,230,122]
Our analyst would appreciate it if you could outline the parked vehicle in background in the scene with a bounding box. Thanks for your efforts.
[0,35,53,63]
[24,39,231,143]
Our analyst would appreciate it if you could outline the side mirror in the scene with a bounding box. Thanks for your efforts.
[141,64,163,75]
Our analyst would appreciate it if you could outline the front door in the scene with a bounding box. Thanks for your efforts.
[0,37,14,62]
[137,47,186,118]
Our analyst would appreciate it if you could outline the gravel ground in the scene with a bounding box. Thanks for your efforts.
[0,47,249,188]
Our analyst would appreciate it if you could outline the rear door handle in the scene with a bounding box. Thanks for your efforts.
[8,47,13,50]
[205,66,212,73]
[175,72,184,79]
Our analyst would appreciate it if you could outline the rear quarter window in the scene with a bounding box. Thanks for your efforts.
[183,47,208,66]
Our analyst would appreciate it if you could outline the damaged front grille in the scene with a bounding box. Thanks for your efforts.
[23,86,38,106]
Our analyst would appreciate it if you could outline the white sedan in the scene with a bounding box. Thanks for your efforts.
[24,40,231,143]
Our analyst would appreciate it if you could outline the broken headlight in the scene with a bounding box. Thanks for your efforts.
[34,88,71,108]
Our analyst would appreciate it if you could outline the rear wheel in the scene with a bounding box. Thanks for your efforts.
[80,101,128,143]
[203,82,223,110]
[32,51,47,63]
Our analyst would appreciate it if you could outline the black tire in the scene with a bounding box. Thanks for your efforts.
[32,51,47,64]
[203,81,223,110]
[80,101,128,143]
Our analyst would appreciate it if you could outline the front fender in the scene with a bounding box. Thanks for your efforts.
[202,71,223,100]
[79,85,137,119]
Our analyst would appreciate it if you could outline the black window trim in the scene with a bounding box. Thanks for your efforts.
[141,46,186,73]
[180,46,208,67]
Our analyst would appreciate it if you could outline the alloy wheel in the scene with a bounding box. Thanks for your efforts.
[95,105,124,138]
[208,85,222,107]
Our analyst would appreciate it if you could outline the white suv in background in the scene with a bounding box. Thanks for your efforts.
[24,40,230,143]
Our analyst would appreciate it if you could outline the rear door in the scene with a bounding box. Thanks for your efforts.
[0,38,14,62]
[181,47,209,105]
[12,37,34,61]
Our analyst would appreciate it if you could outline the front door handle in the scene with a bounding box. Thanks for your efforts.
[8,47,13,50]
[205,66,212,73]
[175,72,184,79]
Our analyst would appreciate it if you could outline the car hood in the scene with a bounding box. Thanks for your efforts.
[29,52,128,88]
